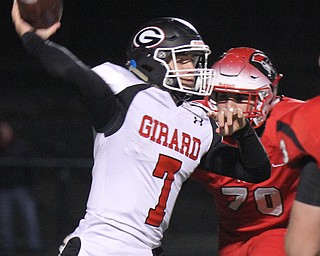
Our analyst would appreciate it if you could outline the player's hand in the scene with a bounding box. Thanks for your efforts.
[11,0,60,40]
[207,107,246,136]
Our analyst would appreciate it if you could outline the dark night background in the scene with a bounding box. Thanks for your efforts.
[0,0,319,255]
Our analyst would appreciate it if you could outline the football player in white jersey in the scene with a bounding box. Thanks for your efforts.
[12,2,271,255]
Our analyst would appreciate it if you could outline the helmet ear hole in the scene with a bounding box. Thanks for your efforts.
[141,64,154,72]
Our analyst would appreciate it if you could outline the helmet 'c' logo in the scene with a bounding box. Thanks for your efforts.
[133,26,165,48]
[251,52,276,82]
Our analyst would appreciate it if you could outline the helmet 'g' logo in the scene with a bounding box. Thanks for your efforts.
[133,26,165,48]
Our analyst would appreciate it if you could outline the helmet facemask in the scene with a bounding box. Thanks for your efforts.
[154,44,214,97]
[211,85,275,128]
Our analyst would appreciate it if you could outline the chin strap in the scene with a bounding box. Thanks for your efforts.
[171,91,194,105]
[270,95,281,108]
[128,65,149,82]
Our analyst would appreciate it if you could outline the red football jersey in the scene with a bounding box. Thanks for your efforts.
[192,97,305,249]
[276,95,320,168]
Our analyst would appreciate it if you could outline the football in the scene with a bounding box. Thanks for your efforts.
[17,0,63,29]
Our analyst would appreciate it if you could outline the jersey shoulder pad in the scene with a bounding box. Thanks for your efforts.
[92,62,144,94]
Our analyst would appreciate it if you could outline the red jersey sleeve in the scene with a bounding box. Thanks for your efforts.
[277,96,320,167]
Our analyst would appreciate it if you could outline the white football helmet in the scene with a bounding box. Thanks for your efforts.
[211,47,282,127]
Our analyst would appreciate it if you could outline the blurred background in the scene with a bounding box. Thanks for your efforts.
[0,0,319,255]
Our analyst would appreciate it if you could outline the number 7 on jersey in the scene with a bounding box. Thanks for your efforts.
[145,154,182,227]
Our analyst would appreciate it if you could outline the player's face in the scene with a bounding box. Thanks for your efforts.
[168,53,196,88]
[215,92,255,115]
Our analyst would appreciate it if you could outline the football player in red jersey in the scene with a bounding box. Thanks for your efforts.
[11,2,271,255]
[191,47,317,256]
[284,54,320,256]
[280,95,320,256]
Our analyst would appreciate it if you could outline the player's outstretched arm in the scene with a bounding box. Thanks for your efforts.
[11,0,121,131]
[12,0,60,40]
[202,107,271,183]
[286,201,320,256]
[285,160,320,256]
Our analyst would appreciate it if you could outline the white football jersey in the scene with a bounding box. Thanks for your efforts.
[65,63,218,255]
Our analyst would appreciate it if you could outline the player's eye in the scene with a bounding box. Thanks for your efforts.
[176,54,196,64]
[234,94,249,102]
[215,93,230,101]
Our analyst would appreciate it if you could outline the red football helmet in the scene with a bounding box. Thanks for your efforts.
[211,47,282,128]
